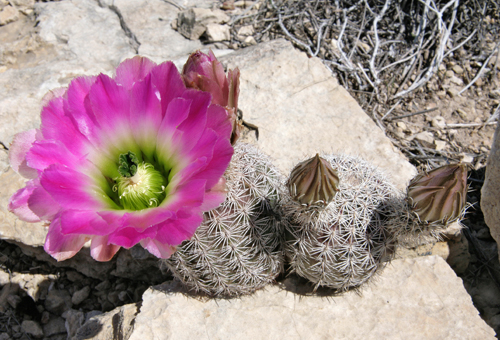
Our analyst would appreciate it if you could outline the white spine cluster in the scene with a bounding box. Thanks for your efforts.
[283,154,399,291]
[385,192,468,248]
[162,143,286,296]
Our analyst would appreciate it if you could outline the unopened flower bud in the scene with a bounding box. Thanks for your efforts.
[288,154,340,206]
[182,50,241,144]
[407,164,468,223]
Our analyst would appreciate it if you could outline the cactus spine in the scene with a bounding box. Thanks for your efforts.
[162,143,285,296]
[283,154,399,291]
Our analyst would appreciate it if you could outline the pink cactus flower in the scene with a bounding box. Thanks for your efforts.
[182,50,241,144]
[8,56,234,262]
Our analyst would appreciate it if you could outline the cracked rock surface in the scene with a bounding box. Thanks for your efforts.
[129,256,494,340]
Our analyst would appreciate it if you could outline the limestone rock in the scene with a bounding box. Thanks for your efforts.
[0,267,55,301]
[128,256,494,339]
[205,23,230,42]
[395,241,450,260]
[482,121,500,260]
[0,0,136,146]
[220,40,416,190]
[0,5,18,26]
[34,0,134,68]
[0,149,8,174]
[74,303,139,340]
[9,0,35,15]
[112,0,203,63]
[411,131,435,146]
[177,7,229,40]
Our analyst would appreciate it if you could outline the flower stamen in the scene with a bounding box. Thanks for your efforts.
[115,159,168,211]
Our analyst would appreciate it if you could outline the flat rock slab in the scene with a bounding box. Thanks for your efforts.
[0,0,136,146]
[222,40,416,190]
[129,256,494,340]
[113,0,204,63]
[482,121,500,259]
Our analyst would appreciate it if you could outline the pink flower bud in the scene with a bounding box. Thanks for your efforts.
[182,50,241,144]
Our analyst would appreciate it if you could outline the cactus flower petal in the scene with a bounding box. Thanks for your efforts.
[9,56,234,262]
[407,164,468,223]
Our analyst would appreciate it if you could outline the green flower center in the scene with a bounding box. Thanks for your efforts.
[114,152,168,211]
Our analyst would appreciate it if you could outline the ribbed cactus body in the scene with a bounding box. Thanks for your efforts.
[284,154,399,291]
[162,143,285,296]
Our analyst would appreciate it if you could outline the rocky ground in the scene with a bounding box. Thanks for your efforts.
[0,0,499,339]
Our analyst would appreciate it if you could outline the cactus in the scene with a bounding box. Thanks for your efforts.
[386,163,469,246]
[283,154,399,291]
[161,143,286,296]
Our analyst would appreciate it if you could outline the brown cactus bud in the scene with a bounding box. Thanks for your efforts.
[288,154,339,206]
[407,164,468,223]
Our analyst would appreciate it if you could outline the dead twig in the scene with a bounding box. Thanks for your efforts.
[458,43,500,96]
[385,107,438,121]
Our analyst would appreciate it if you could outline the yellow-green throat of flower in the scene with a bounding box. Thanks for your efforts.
[115,151,167,210]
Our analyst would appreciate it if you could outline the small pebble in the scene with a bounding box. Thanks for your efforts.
[44,290,72,316]
[396,121,407,130]
[243,36,257,46]
[460,154,474,163]
[41,311,50,324]
[447,88,459,98]
[118,291,128,302]
[445,70,455,77]
[6,294,21,309]
[437,90,447,99]
[107,291,119,305]
[431,116,446,128]
[413,131,435,145]
[456,108,468,119]
[71,286,90,305]
[489,90,500,99]
[21,320,43,339]
[115,283,127,291]
[95,280,111,291]
[434,140,447,151]
[42,317,66,337]
[449,76,463,86]
[392,127,405,139]
[452,65,464,74]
